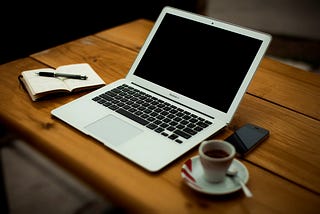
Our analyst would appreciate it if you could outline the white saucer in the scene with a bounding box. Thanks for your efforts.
[181,155,249,195]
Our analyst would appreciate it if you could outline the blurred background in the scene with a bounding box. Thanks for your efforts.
[203,0,320,72]
[1,0,319,72]
[0,1,199,65]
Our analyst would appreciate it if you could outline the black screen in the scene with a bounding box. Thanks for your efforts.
[134,14,262,113]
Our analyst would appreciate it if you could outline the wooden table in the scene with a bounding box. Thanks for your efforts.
[0,19,319,213]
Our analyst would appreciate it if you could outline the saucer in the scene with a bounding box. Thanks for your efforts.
[181,155,249,195]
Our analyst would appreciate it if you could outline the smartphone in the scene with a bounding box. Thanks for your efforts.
[225,123,269,156]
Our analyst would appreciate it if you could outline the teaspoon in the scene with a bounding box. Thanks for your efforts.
[226,168,253,197]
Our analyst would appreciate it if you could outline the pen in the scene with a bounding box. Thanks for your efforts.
[37,72,88,80]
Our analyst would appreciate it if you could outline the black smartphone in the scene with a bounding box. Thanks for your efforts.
[225,123,269,156]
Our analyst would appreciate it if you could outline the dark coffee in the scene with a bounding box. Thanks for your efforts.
[204,149,229,158]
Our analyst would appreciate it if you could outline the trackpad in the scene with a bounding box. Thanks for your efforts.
[85,115,142,146]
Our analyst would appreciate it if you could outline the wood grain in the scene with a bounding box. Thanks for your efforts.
[233,95,320,193]
[249,57,320,120]
[95,19,154,52]
[1,19,320,213]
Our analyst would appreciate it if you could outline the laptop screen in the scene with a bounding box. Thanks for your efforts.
[134,13,263,113]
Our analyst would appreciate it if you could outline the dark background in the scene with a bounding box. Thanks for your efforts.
[0,0,201,64]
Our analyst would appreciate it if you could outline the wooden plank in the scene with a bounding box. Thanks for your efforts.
[95,19,154,52]
[249,57,320,120]
[230,94,320,193]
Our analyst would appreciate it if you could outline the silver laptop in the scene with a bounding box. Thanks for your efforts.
[51,6,271,172]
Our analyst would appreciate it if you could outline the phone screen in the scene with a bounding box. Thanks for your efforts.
[225,123,269,156]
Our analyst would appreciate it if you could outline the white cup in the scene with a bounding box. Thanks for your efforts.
[199,139,236,183]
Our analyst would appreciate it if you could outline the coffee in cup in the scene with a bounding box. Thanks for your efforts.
[199,139,236,183]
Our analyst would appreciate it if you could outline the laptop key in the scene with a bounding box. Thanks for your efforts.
[183,127,197,136]
[155,127,165,133]
[197,121,210,128]
[109,105,119,111]
[175,139,183,144]
[173,129,191,139]
[116,108,149,126]
[146,123,157,129]
[161,132,169,137]
[168,134,179,140]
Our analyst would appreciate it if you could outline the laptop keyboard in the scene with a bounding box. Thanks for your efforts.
[92,84,213,144]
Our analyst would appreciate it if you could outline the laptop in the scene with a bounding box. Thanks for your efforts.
[51,6,271,172]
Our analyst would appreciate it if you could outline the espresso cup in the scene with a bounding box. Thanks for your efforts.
[199,139,236,183]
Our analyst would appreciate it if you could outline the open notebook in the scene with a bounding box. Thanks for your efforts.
[51,6,271,172]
